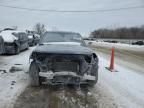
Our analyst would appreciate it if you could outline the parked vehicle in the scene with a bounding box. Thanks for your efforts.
[132,41,144,45]
[0,30,29,54]
[0,36,5,54]
[28,34,40,46]
[29,31,99,87]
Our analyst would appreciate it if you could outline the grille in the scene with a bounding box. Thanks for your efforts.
[52,61,79,72]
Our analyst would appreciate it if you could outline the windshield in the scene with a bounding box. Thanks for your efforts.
[39,32,86,45]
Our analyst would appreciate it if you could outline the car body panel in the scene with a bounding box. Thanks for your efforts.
[28,34,40,46]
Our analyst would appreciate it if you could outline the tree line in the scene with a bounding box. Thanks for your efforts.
[90,25,144,39]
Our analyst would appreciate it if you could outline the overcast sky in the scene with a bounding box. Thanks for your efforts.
[0,0,144,36]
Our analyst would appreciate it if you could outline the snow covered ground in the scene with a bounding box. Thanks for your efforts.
[87,41,144,53]
[96,56,144,108]
[0,46,144,108]
[0,47,34,108]
[88,41,144,107]
[0,70,28,108]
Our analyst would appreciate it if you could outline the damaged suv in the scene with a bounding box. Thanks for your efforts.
[29,31,99,87]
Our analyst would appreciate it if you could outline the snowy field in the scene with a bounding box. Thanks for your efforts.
[86,41,144,53]
[0,45,144,108]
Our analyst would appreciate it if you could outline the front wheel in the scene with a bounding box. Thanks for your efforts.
[15,46,20,54]
[26,43,29,50]
[87,72,98,87]
[29,61,41,87]
[88,65,98,87]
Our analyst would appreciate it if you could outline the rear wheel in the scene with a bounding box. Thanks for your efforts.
[29,61,41,87]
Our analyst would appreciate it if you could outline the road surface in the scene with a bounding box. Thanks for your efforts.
[90,44,144,74]
[0,46,144,108]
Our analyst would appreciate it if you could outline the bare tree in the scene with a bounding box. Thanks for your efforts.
[33,23,46,36]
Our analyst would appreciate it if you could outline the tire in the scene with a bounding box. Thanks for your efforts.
[88,65,98,87]
[26,43,29,50]
[15,46,20,54]
[88,71,98,87]
[32,42,35,46]
[29,61,41,87]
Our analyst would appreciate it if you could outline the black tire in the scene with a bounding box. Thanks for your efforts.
[88,65,98,87]
[26,43,29,50]
[34,42,37,46]
[15,46,20,54]
[32,42,36,46]
[88,71,98,87]
[29,61,40,87]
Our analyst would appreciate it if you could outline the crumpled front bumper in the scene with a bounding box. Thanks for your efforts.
[39,71,96,85]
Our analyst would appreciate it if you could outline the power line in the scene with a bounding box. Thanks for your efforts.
[0,4,144,13]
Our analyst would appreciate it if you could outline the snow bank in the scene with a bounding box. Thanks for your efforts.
[89,41,144,52]
[96,56,144,108]
[0,31,18,43]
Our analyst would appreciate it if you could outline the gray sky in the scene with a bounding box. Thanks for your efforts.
[0,0,144,36]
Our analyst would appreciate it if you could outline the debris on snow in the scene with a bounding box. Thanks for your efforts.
[14,64,22,66]
[11,81,16,85]
[9,66,23,73]
[0,69,7,74]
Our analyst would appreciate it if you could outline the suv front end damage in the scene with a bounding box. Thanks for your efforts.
[30,52,98,86]
[29,31,99,87]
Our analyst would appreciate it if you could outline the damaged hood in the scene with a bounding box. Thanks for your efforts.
[33,44,93,55]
